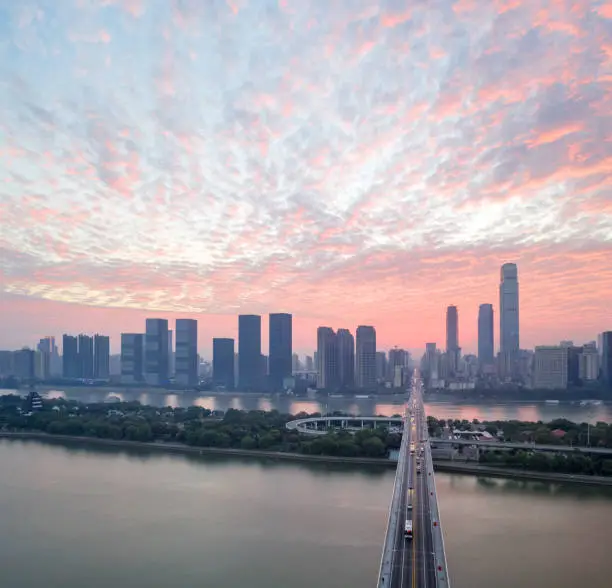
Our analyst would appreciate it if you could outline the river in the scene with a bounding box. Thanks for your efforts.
[1,439,611,588]
[6,387,612,424]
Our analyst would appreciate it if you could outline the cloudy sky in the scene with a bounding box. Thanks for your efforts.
[1,0,611,357]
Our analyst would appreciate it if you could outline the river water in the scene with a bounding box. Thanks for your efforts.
[7,387,612,424]
[1,439,611,588]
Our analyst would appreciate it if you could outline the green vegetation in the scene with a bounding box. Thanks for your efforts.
[0,396,400,459]
[427,416,612,477]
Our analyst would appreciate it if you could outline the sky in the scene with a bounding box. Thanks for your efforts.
[0,0,611,358]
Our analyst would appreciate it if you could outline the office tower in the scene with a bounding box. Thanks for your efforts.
[534,346,568,389]
[337,328,355,389]
[376,351,386,381]
[121,333,144,383]
[305,355,314,371]
[317,327,338,389]
[356,326,376,389]
[389,348,409,385]
[424,343,438,380]
[292,353,300,373]
[175,319,198,386]
[145,318,169,386]
[238,315,262,391]
[93,334,110,379]
[213,338,235,389]
[500,263,520,353]
[36,337,53,380]
[477,304,495,366]
[78,334,94,379]
[62,335,79,378]
[0,351,13,376]
[168,329,174,377]
[13,348,35,380]
[602,332,612,385]
[269,313,292,390]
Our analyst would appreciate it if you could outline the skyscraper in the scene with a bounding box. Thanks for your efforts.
[477,304,494,366]
[269,313,292,390]
[78,334,94,379]
[602,332,612,385]
[238,314,262,391]
[446,306,459,352]
[317,327,338,390]
[62,335,79,378]
[175,319,198,386]
[337,328,355,389]
[213,338,235,389]
[500,263,520,353]
[145,318,169,386]
[356,326,376,390]
[93,334,110,379]
[168,329,174,378]
[121,333,144,383]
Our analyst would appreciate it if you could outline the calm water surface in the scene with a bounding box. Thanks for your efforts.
[1,440,612,588]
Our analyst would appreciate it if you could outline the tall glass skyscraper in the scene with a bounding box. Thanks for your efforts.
[446,305,459,352]
[175,319,198,386]
[337,328,355,389]
[268,313,292,390]
[145,318,169,386]
[213,337,235,389]
[238,314,262,391]
[477,304,494,365]
[356,325,376,389]
[499,263,520,353]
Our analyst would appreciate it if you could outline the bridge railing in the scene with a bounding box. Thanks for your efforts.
[422,413,451,587]
[377,409,409,587]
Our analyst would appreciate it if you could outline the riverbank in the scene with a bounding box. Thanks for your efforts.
[3,431,612,486]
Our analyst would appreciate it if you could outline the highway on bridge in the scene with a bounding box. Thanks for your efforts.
[382,373,443,588]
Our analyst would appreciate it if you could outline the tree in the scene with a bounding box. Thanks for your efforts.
[362,436,386,458]
[240,436,257,450]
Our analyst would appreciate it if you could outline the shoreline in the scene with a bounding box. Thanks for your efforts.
[2,431,612,486]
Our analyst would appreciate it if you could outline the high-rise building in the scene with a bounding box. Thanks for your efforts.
[78,334,94,379]
[579,344,599,382]
[317,327,338,390]
[534,346,568,389]
[446,306,459,352]
[337,328,355,389]
[13,348,35,380]
[424,343,438,380]
[388,348,409,384]
[305,355,314,371]
[500,263,520,353]
[93,334,110,379]
[477,304,495,366]
[62,335,79,378]
[356,326,376,390]
[36,337,55,380]
[269,313,292,390]
[602,332,612,385]
[145,318,169,386]
[292,353,300,373]
[175,319,198,387]
[121,333,144,383]
[213,338,235,389]
[376,351,386,381]
[238,315,262,391]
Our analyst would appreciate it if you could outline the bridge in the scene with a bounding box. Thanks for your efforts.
[285,415,403,436]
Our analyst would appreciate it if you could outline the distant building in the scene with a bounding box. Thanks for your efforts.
[477,304,495,367]
[601,332,612,385]
[24,389,43,412]
[305,355,314,371]
[238,315,262,391]
[534,346,568,390]
[13,348,35,380]
[337,328,355,389]
[37,336,58,379]
[175,319,198,387]
[446,306,459,354]
[269,313,292,391]
[94,334,110,379]
[376,351,387,381]
[78,334,94,379]
[121,333,144,383]
[424,343,438,381]
[317,327,338,390]
[292,353,300,373]
[145,319,169,386]
[0,351,13,376]
[579,344,599,381]
[213,338,235,389]
[62,335,79,379]
[168,329,174,378]
[356,326,376,390]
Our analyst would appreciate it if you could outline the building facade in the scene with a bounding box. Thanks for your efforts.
[213,338,235,389]
[62,335,79,378]
[356,325,376,390]
[121,333,144,383]
[477,303,495,366]
[78,334,94,379]
[602,332,612,385]
[238,315,262,391]
[145,318,169,386]
[94,334,110,379]
[268,313,292,391]
[500,263,520,354]
[175,319,198,386]
[317,327,338,390]
[534,346,568,389]
[337,328,355,389]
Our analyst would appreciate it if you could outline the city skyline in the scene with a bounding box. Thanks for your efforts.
[1,1,612,355]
